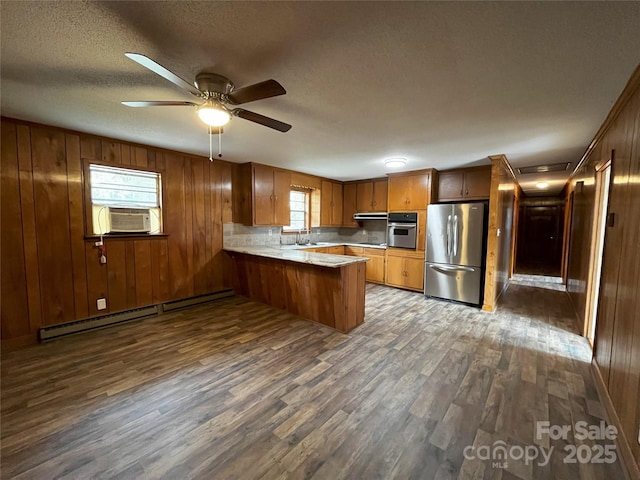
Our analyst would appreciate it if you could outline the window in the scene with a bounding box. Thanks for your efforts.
[283,189,310,231]
[89,164,162,234]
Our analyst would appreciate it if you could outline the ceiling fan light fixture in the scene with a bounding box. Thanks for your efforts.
[384,157,407,168]
[536,182,549,189]
[198,102,230,127]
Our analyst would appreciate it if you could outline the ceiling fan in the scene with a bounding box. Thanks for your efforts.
[122,53,291,133]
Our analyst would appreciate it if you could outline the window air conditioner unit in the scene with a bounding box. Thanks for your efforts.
[109,207,151,233]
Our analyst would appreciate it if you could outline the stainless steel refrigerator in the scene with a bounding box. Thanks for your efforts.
[425,202,486,306]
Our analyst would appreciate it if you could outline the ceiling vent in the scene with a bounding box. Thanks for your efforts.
[516,162,571,175]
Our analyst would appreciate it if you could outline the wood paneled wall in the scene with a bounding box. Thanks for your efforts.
[482,155,519,312]
[566,65,640,472]
[1,118,233,344]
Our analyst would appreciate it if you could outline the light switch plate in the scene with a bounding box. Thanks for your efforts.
[97,298,107,310]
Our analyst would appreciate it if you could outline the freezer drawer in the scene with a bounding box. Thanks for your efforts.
[424,262,483,305]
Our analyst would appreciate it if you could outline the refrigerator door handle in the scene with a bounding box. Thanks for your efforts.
[446,215,452,256]
[453,215,458,257]
[428,264,476,273]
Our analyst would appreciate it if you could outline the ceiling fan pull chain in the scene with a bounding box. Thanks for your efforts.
[209,125,213,161]
[218,127,222,158]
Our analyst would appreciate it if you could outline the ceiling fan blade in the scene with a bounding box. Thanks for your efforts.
[122,101,199,107]
[125,53,202,97]
[227,80,286,105]
[233,108,291,132]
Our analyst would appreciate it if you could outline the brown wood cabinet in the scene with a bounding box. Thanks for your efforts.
[343,246,385,284]
[385,248,424,291]
[363,248,385,283]
[356,179,388,212]
[342,183,359,227]
[436,166,491,202]
[387,170,432,211]
[320,180,343,227]
[233,163,291,226]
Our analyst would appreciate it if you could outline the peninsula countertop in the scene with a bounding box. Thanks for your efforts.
[223,246,369,268]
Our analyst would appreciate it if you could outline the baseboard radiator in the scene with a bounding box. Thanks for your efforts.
[39,289,235,341]
[161,289,234,312]
[39,305,159,341]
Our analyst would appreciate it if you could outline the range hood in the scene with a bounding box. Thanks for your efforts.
[353,212,388,221]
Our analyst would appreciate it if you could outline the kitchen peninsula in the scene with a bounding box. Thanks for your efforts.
[224,246,367,332]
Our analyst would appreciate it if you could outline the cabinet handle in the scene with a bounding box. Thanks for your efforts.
[270,195,273,200]
[465,189,469,195]
[460,189,463,196]
[275,195,278,201]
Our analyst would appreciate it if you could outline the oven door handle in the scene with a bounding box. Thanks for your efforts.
[388,223,417,228]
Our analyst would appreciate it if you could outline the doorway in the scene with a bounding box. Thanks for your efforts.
[516,199,565,276]
[584,160,612,345]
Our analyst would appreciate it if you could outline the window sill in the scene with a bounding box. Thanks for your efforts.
[84,233,168,241]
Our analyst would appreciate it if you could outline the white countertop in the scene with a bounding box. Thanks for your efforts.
[224,246,369,268]
[280,242,387,250]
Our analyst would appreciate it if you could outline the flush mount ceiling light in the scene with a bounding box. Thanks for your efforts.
[536,182,549,189]
[384,157,407,168]
[197,101,231,127]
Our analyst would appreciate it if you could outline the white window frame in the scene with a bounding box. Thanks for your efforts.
[283,188,310,232]
[88,163,163,235]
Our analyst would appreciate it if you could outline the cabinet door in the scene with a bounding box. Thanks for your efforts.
[273,169,291,226]
[406,174,429,209]
[385,255,406,288]
[345,246,364,255]
[403,257,425,291]
[365,254,385,283]
[372,179,388,212]
[389,174,428,211]
[331,183,343,226]
[320,180,333,226]
[388,176,411,211]
[253,165,275,225]
[342,183,358,227]
[327,245,345,255]
[437,171,464,202]
[463,168,491,199]
[356,182,373,212]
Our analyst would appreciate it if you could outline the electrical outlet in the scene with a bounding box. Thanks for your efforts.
[268,229,272,236]
[94,241,103,247]
[97,298,107,310]
[362,229,367,236]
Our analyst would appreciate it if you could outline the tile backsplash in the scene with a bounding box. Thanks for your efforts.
[223,220,387,247]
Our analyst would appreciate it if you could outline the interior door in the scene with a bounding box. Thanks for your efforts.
[516,204,564,275]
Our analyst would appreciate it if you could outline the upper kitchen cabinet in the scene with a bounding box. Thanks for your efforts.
[436,166,491,202]
[320,180,343,227]
[233,163,291,226]
[342,183,359,227]
[356,179,388,212]
[387,170,434,212]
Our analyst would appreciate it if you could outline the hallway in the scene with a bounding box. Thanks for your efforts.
[0,281,626,479]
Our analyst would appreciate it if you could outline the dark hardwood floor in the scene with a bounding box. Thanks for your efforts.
[1,282,627,479]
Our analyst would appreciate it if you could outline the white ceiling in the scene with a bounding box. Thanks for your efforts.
[2,2,639,196]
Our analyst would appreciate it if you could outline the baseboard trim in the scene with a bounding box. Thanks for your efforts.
[161,289,235,312]
[591,359,640,480]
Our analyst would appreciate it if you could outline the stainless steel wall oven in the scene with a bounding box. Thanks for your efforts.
[387,212,417,249]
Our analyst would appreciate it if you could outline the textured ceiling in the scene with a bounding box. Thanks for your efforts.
[2,1,639,195]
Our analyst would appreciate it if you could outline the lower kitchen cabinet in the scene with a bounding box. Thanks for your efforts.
[327,245,345,255]
[385,249,424,292]
[363,248,385,283]
[344,246,385,284]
